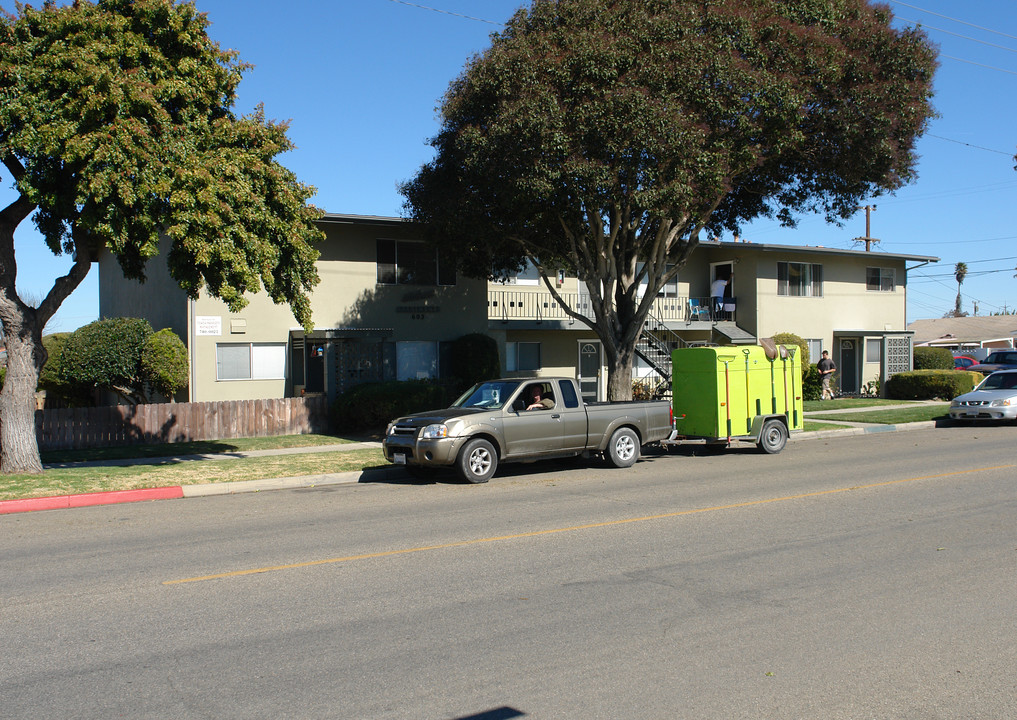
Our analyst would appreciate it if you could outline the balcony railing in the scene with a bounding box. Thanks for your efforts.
[488,290,734,323]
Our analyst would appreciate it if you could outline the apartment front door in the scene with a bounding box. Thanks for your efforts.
[578,341,602,403]
[839,338,858,394]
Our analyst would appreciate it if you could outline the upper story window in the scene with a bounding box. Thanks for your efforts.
[866,267,896,292]
[499,259,541,286]
[377,239,455,286]
[777,261,823,297]
[637,262,679,298]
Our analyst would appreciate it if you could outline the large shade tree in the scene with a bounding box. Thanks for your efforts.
[402,0,937,400]
[0,0,322,473]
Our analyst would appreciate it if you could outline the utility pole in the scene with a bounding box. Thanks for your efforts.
[853,205,880,251]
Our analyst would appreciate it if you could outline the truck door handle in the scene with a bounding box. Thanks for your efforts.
[551,414,561,419]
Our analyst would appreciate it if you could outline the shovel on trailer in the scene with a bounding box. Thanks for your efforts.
[718,354,737,442]
[784,345,799,427]
[779,344,791,419]
[742,348,752,433]
[760,337,779,413]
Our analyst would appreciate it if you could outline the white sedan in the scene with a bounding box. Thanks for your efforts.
[949,370,1017,422]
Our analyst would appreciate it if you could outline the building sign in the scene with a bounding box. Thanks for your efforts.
[195,316,222,336]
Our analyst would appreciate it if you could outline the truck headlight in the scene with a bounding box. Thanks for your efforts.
[421,424,449,439]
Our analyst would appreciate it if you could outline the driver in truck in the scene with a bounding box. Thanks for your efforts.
[525,384,554,410]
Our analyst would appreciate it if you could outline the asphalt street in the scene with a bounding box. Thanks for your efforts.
[2,424,1015,719]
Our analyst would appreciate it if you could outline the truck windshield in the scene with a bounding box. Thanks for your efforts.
[453,381,522,410]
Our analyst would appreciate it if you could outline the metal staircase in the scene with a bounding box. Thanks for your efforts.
[634,311,689,399]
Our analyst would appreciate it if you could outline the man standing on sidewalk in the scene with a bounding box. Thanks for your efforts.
[817,350,837,400]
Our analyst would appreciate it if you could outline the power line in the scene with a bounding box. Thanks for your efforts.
[938,53,1017,77]
[384,0,502,25]
[890,1,1017,42]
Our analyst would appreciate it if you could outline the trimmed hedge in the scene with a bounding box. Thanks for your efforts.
[913,346,953,370]
[333,380,452,433]
[884,369,980,400]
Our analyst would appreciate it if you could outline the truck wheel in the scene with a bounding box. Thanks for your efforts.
[457,438,497,483]
[607,427,640,468]
[757,419,788,454]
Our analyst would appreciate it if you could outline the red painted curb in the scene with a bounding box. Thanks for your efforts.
[0,486,184,515]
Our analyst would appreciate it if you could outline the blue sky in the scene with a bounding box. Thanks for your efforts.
[4,0,1017,332]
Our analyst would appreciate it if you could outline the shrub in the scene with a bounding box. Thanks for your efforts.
[913,346,953,370]
[59,317,154,403]
[449,333,500,390]
[141,329,189,400]
[884,370,978,400]
[802,363,822,401]
[333,380,451,434]
[770,332,810,369]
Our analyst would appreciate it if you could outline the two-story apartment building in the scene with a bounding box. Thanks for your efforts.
[99,214,937,403]
[488,239,938,398]
[99,214,488,403]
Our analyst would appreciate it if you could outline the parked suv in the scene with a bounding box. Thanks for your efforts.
[967,350,1017,376]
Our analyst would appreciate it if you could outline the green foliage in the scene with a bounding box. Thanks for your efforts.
[401,0,936,400]
[770,332,810,369]
[913,346,953,370]
[141,329,189,400]
[449,333,500,390]
[59,318,153,402]
[0,0,323,326]
[802,364,822,401]
[38,333,91,406]
[332,381,451,434]
[885,370,978,400]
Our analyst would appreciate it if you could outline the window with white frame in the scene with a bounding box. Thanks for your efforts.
[777,262,823,297]
[806,339,822,364]
[866,267,895,292]
[377,239,455,286]
[866,338,882,364]
[217,343,286,380]
[506,341,541,372]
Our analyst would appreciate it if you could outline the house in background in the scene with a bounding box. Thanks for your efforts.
[908,315,1017,360]
[100,214,937,403]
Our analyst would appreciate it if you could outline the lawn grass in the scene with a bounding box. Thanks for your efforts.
[810,404,950,425]
[803,398,923,411]
[803,420,857,432]
[39,433,355,464]
[0,447,387,501]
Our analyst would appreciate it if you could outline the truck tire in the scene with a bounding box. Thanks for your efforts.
[457,438,497,483]
[757,418,788,454]
[606,427,640,468]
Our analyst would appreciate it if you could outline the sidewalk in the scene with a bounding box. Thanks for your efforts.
[2,410,945,515]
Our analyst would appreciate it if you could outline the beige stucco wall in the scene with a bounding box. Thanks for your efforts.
[187,218,488,401]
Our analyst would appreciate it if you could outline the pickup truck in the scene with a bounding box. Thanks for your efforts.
[382,377,673,483]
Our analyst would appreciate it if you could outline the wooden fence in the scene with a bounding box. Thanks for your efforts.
[35,395,330,451]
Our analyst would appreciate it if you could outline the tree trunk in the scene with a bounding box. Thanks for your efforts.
[0,331,45,474]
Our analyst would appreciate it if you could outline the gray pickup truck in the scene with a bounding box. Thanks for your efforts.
[382,377,673,483]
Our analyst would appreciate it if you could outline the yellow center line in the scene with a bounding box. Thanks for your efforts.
[163,463,1013,585]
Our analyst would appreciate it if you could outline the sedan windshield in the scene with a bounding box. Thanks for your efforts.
[453,381,522,409]
[979,373,1017,390]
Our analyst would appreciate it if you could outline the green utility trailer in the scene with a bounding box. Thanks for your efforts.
[667,343,803,454]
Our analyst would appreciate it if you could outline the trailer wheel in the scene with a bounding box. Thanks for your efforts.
[457,438,497,483]
[607,427,640,468]
[757,419,788,454]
